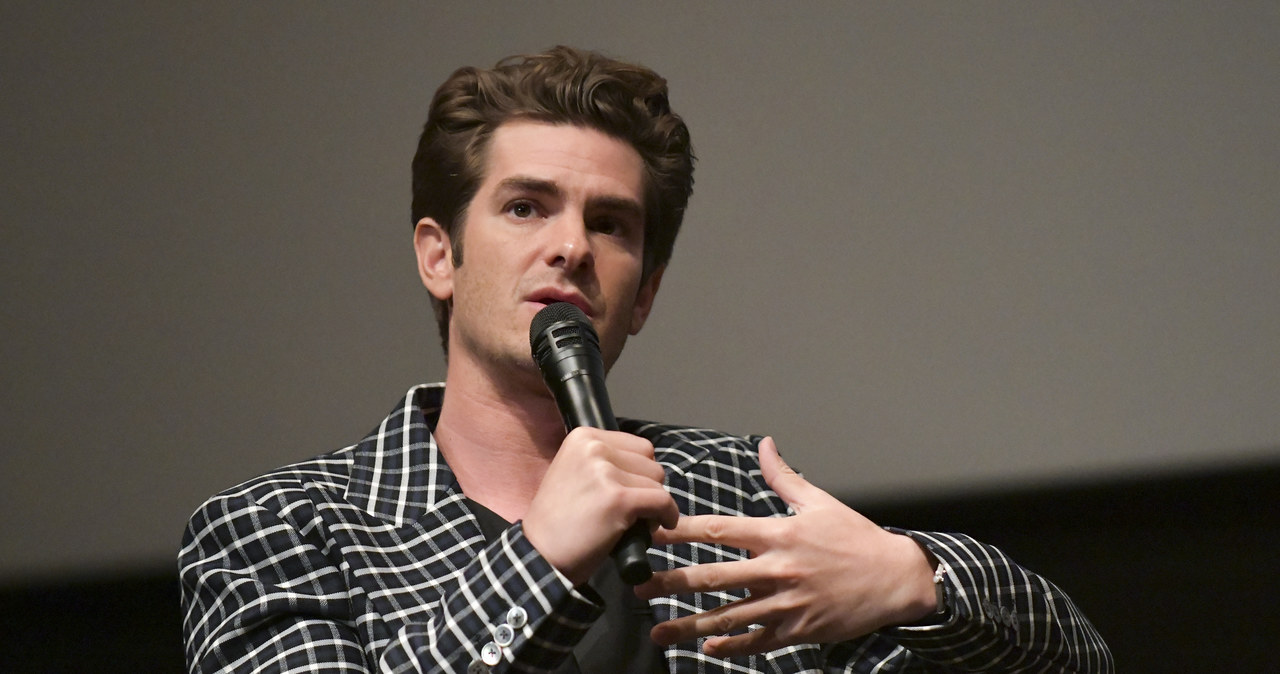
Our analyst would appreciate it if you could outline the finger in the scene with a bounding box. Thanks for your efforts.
[702,628,784,658]
[758,436,822,512]
[600,465,669,492]
[612,482,680,523]
[612,432,658,458]
[634,557,768,600]
[648,514,781,551]
[640,489,682,531]
[607,447,668,485]
[648,594,770,647]
[563,427,657,462]
[583,461,675,530]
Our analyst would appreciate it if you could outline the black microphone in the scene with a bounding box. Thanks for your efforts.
[529,301,653,585]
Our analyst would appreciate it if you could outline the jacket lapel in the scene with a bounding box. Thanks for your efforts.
[640,425,826,673]
[343,384,487,560]
[345,384,453,524]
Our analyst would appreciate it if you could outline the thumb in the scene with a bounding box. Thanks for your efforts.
[758,436,820,512]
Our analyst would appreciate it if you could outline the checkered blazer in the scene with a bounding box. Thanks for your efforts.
[180,384,1111,673]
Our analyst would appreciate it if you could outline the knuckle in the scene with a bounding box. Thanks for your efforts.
[697,565,721,591]
[771,521,799,546]
[768,556,803,584]
[565,426,596,444]
[586,437,611,457]
[619,436,653,458]
[775,591,806,614]
[704,517,729,542]
[589,460,614,485]
[712,610,737,635]
[602,485,629,511]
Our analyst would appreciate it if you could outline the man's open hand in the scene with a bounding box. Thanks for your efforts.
[634,437,938,657]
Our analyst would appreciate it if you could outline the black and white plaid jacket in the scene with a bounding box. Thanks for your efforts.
[180,384,1111,673]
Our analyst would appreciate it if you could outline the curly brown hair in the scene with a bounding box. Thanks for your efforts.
[410,45,695,355]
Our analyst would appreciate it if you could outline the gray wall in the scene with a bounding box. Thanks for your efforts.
[3,2,1277,580]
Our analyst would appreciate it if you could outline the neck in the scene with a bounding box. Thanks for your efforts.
[434,351,567,522]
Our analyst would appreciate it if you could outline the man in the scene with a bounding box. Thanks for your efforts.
[180,46,1112,673]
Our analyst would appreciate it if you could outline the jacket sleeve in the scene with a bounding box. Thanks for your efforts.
[179,488,602,673]
[868,529,1114,673]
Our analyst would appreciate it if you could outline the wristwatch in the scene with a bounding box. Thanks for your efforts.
[932,562,949,615]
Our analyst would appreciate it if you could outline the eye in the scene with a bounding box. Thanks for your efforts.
[506,200,538,220]
[590,217,618,235]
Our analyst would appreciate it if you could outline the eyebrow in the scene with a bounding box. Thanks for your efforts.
[496,176,561,200]
[496,176,645,219]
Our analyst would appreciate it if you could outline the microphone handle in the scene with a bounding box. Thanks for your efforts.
[612,522,654,586]
[554,370,654,586]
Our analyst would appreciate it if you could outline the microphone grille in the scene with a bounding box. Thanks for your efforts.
[529,302,597,359]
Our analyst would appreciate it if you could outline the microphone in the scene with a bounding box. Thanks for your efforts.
[529,302,653,585]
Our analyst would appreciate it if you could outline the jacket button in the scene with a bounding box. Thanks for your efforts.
[506,606,529,628]
[481,642,502,666]
[494,623,515,647]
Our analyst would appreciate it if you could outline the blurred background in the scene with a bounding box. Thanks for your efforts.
[2,2,1277,670]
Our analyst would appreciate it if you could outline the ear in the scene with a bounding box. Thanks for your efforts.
[628,264,665,334]
[414,217,454,302]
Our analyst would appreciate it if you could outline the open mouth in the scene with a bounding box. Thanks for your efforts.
[528,290,590,316]
[524,286,588,314]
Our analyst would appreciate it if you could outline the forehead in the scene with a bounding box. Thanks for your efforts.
[479,121,646,200]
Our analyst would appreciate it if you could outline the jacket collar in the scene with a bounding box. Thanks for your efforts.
[344,384,452,526]
[344,384,715,525]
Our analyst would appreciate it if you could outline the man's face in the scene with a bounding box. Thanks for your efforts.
[416,120,662,381]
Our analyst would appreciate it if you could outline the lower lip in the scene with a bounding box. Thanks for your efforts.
[525,300,558,318]
[528,299,588,315]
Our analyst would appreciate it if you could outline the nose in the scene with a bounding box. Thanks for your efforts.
[545,213,593,272]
